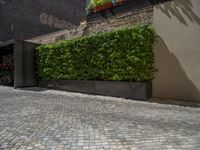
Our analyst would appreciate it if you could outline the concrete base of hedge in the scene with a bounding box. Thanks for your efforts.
[39,80,152,100]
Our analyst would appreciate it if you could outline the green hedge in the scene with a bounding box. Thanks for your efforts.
[36,24,155,81]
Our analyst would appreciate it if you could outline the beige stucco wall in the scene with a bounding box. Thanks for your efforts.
[153,0,200,101]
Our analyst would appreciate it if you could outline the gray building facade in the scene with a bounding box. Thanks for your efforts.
[0,0,86,42]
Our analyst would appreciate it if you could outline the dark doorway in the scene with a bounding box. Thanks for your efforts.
[0,40,39,88]
[0,41,14,86]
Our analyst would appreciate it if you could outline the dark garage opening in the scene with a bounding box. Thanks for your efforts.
[0,41,14,86]
[0,40,39,88]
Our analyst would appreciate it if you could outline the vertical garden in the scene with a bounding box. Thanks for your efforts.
[36,24,155,82]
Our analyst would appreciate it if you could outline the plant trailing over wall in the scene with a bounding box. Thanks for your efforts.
[36,24,155,82]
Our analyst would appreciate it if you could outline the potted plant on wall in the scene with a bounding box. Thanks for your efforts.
[87,0,113,13]
[86,0,129,14]
[95,0,113,12]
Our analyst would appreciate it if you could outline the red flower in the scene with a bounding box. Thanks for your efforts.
[0,64,14,70]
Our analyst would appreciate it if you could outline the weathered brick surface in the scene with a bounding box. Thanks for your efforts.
[85,6,153,35]
[0,86,200,149]
[27,6,153,44]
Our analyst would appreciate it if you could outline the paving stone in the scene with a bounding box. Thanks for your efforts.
[0,86,200,149]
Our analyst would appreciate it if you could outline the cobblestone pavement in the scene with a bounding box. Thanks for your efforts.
[0,86,200,150]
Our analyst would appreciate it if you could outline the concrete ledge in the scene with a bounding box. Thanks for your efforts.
[39,80,152,100]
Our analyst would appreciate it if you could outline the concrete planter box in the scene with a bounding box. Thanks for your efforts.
[39,80,152,100]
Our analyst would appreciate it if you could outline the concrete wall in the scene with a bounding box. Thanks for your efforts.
[153,0,200,101]
[12,41,39,88]
[0,0,85,42]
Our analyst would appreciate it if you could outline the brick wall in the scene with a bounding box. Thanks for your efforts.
[27,0,153,44]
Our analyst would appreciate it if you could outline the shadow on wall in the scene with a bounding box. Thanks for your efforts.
[153,36,200,101]
[40,13,75,29]
[155,0,200,25]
